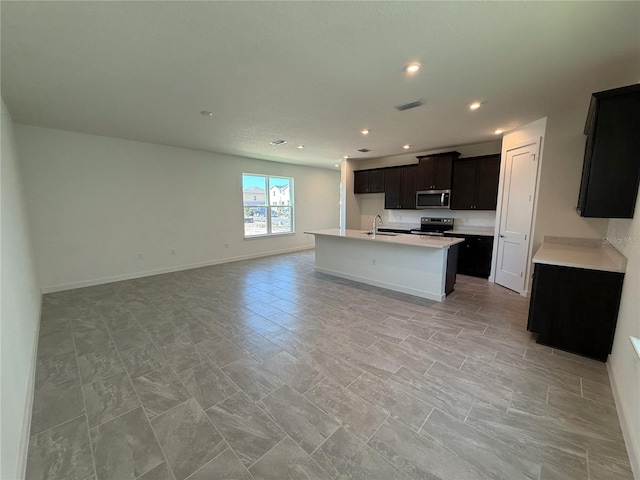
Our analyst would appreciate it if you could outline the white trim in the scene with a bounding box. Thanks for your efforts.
[607,361,640,479]
[313,266,446,302]
[40,246,314,293]
[17,298,42,479]
[492,120,546,294]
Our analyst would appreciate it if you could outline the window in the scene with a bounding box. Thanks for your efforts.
[242,174,294,237]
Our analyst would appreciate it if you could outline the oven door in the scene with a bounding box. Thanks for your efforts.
[416,190,450,209]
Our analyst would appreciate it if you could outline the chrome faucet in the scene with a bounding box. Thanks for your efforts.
[372,214,382,238]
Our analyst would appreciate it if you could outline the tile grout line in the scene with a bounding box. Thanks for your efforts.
[158,298,259,475]
[103,318,175,480]
[70,318,99,480]
[366,413,391,443]
[245,433,289,471]
[417,407,435,433]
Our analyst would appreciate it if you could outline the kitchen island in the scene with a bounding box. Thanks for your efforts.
[305,229,464,301]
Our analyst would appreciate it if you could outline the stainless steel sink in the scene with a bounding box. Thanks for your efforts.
[362,231,399,236]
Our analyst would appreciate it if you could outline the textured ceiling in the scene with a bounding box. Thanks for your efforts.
[2,1,639,169]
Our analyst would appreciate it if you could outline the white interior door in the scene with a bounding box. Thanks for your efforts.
[495,142,539,293]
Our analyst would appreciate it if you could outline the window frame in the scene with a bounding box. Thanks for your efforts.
[242,173,295,238]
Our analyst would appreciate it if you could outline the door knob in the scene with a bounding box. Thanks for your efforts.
[499,234,505,238]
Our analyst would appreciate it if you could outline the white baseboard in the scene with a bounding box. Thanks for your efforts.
[17,298,42,479]
[314,266,445,302]
[41,246,314,293]
[607,361,640,478]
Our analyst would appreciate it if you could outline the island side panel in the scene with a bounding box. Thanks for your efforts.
[313,235,449,301]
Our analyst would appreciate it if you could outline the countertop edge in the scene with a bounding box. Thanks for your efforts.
[532,236,627,274]
[305,229,465,250]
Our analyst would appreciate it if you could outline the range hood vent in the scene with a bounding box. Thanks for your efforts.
[395,100,424,111]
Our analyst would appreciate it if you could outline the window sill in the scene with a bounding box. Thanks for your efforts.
[244,232,297,240]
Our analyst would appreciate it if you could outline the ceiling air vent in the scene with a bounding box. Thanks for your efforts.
[270,140,287,146]
[358,148,370,153]
[395,100,424,111]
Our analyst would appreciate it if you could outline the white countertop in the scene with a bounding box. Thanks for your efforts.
[305,229,464,249]
[533,236,627,273]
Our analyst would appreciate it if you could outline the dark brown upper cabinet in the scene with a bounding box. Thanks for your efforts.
[416,151,460,191]
[450,154,501,210]
[353,168,385,194]
[385,165,417,209]
[577,84,640,218]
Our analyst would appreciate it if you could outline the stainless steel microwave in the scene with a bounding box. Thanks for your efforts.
[416,189,451,209]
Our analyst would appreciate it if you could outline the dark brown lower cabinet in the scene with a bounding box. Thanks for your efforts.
[527,263,624,361]
[445,244,459,296]
[444,234,493,278]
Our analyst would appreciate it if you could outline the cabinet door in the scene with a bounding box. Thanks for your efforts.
[368,169,386,193]
[456,239,470,274]
[416,157,436,190]
[417,153,457,190]
[354,170,368,194]
[384,167,403,209]
[474,155,501,210]
[580,91,640,218]
[401,165,417,209]
[434,156,454,190]
[527,263,624,361]
[467,242,493,278]
[450,159,477,209]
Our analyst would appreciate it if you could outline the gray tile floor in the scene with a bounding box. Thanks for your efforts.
[26,251,633,480]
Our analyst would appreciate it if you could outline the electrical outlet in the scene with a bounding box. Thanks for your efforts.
[137,253,143,260]
[372,258,376,266]
[170,249,176,255]
[224,243,229,248]
[464,217,469,224]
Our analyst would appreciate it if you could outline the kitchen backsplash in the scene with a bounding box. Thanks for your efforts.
[358,193,496,229]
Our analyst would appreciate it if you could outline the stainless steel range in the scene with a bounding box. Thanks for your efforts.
[410,217,454,236]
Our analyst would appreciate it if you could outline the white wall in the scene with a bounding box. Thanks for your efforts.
[347,141,502,230]
[531,108,609,255]
[607,196,640,477]
[496,111,610,293]
[16,125,340,292]
[344,158,361,230]
[1,100,41,480]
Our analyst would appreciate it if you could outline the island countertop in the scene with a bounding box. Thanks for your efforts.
[305,229,464,249]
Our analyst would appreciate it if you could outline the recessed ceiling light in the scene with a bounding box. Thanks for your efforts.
[200,110,213,116]
[270,140,287,145]
[343,155,350,159]
[403,144,412,149]
[469,102,482,110]
[404,62,421,74]
[296,144,305,149]
[494,129,503,135]
[361,129,370,135]
[334,164,340,168]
